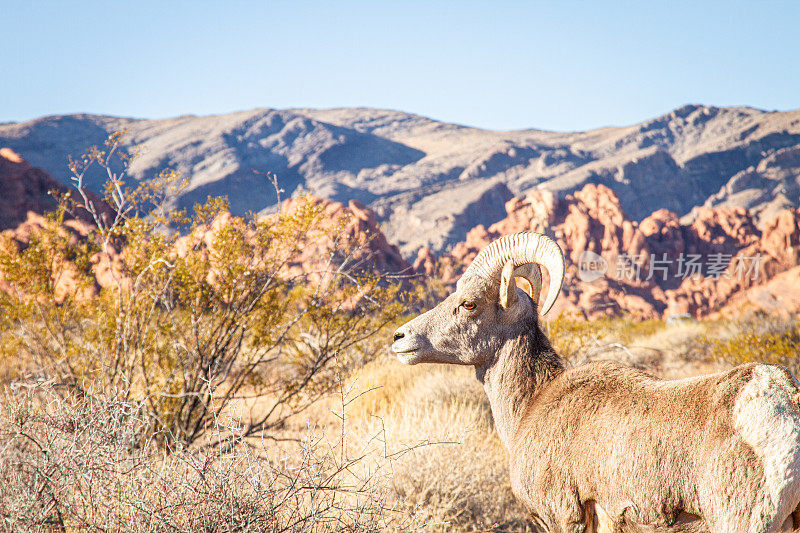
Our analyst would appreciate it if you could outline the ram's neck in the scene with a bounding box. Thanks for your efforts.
[476,324,564,451]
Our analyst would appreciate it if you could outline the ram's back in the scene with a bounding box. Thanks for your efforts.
[510,361,800,530]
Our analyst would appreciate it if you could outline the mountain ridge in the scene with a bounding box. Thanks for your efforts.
[2,104,799,257]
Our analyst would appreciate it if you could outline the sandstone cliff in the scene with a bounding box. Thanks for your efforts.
[425,184,800,319]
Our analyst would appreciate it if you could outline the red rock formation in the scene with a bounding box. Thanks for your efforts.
[430,184,800,319]
[0,148,65,230]
[1,147,113,230]
[172,195,413,289]
[639,210,684,258]
[344,199,411,275]
[412,247,437,277]
[685,206,760,254]
[274,196,412,277]
[660,206,799,317]
[716,266,800,318]
[444,185,661,318]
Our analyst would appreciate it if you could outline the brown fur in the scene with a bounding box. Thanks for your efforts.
[392,275,800,533]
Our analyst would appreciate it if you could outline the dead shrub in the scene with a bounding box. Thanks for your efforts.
[0,380,425,532]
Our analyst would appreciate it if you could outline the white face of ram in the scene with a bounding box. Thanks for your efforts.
[391,277,536,367]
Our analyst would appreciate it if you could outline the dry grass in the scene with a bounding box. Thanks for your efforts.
[699,315,800,374]
[346,360,533,531]
[2,314,798,532]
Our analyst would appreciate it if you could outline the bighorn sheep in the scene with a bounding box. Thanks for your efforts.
[391,232,800,532]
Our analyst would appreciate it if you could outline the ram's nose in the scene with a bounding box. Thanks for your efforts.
[391,324,415,354]
[391,323,425,364]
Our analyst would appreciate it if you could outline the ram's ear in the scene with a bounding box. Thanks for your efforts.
[499,260,517,310]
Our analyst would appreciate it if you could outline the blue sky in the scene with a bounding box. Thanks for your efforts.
[3,0,799,131]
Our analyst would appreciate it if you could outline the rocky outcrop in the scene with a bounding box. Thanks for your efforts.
[273,197,412,278]
[431,184,800,319]
[412,247,437,278]
[0,148,65,230]
[1,147,113,230]
[716,266,800,317]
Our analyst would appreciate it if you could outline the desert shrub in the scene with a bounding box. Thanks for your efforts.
[546,314,666,360]
[0,370,535,532]
[701,315,800,369]
[0,133,404,449]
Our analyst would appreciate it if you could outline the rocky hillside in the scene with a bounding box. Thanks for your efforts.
[2,105,799,257]
[421,184,800,319]
[2,150,797,319]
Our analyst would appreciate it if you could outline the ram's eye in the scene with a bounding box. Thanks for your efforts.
[462,301,476,310]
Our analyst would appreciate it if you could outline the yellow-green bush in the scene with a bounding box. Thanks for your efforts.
[701,317,800,366]
[0,133,405,449]
[546,313,666,360]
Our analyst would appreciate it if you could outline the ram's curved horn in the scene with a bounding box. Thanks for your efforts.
[460,232,565,315]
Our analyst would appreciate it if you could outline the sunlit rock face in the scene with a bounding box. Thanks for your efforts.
[429,183,800,319]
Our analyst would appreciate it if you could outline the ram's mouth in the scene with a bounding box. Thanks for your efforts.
[395,350,422,365]
[391,345,419,356]
[391,344,423,364]
[391,338,418,354]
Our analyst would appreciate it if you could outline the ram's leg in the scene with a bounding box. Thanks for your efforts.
[673,512,707,532]
[583,500,614,533]
[595,502,615,533]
